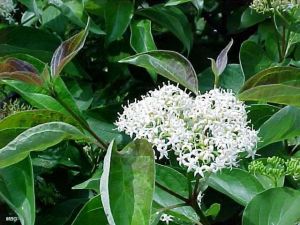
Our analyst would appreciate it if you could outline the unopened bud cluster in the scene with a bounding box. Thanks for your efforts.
[250,0,299,13]
[249,156,300,180]
[116,84,258,177]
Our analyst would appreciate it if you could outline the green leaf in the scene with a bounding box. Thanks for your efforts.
[0,58,42,85]
[198,64,244,93]
[204,203,220,217]
[71,195,108,225]
[1,80,69,114]
[239,84,300,107]
[51,20,89,77]
[130,19,157,81]
[258,106,300,149]
[240,67,300,92]
[247,104,280,129]
[207,168,264,206]
[0,109,79,131]
[243,188,300,225]
[154,164,199,224]
[119,50,198,93]
[72,168,102,193]
[130,20,157,53]
[155,164,189,198]
[100,139,155,225]
[239,41,272,79]
[0,122,87,168]
[53,77,83,116]
[137,5,193,52]
[240,8,267,28]
[0,157,35,225]
[105,0,134,44]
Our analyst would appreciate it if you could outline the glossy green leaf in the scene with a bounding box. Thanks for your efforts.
[0,156,35,225]
[100,139,155,225]
[243,188,300,225]
[208,168,264,206]
[239,41,272,79]
[258,106,300,149]
[71,195,107,225]
[0,122,87,168]
[137,5,193,52]
[51,20,89,77]
[105,0,134,44]
[0,58,42,85]
[119,50,198,93]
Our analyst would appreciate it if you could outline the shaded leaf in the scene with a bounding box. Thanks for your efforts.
[105,0,134,44]
[239,41,272,79]
[71,195,108,225]
[119,50,198,93]
[137,5,193,52]
[0,157,35,225]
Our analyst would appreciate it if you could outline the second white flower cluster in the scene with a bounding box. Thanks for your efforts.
[116,84,258,177]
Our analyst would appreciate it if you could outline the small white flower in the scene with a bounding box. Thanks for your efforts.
[160,213,174,224]
[115,84,259,177]
[197,192,204,208]
[0,0,17,23]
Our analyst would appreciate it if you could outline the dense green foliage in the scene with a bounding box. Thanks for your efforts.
[1,0,300,225]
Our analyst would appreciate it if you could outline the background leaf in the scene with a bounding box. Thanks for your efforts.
[71,195,108,225]
[137,5,193,52]
[105,0,134,44]
[0,157,35,225]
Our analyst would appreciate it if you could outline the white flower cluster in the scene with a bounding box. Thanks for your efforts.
[0,0,17,23]
[160,214,174,224]
[250,0,299,13]
[115,84,258,177]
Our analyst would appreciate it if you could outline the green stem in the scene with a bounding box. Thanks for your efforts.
[52,90,107,150]
[155,182,189,203]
